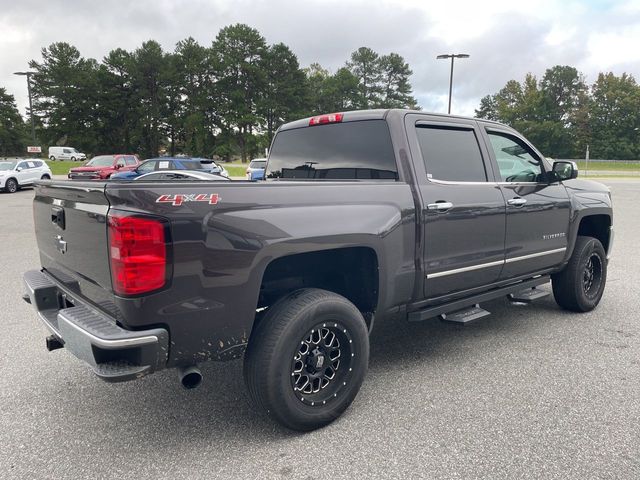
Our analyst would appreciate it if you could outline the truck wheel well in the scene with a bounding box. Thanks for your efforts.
[257,247,379,328]
[577,215,611,251]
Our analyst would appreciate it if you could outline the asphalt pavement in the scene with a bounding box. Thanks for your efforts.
[1,180,638,479]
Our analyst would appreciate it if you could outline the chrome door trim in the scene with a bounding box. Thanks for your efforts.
[505,247,566,264]
[426,259,505,279]
[426,247,567,279]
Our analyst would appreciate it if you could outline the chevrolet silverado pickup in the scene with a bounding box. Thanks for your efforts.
[22,109,613,431]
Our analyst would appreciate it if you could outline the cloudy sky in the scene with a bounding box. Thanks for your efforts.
[1,0,639,118]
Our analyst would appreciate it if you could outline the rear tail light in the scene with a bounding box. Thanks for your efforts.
[309,113,343,126]
[108,214,168,296]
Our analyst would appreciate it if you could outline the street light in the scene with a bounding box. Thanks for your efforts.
[13,71,37,145]
[436,53,470,114]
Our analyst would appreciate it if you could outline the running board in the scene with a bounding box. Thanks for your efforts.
[440,304,491,324]
[408,275,550,322]
[508,287,550,303]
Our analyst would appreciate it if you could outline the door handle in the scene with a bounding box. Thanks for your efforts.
[427,201,453,211]
[507,198,527,207]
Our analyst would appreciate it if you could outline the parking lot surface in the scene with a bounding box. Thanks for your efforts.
[1,180,638,479]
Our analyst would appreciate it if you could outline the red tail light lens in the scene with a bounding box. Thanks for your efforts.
[108,214,167,296]
[309,113,343,126]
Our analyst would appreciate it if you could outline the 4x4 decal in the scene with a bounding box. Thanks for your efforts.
[156,193,220,206]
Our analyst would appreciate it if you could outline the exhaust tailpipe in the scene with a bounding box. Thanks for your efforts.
[178,365,202,389]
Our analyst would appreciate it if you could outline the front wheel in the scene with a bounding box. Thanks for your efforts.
[5,178,18,193]
[552,236,607,312]
[244,288,370,431]
[70,156,76,161]
[41,174,51,180]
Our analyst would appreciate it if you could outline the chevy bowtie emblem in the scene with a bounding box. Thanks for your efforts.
[55,235,67,254]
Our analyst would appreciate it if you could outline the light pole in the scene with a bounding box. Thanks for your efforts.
[13,71,37,145]
[436,53,470,114]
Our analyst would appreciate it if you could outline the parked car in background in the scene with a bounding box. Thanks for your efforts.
[134,170,230,181]
[68,154,140,180]
[111,157,211,180]
[249,168,265,181]
[48,146,87,162]
[246,158,266,179]
[195,158,229,178]
[0,159,51,193]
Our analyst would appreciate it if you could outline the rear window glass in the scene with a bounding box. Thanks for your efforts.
[266,120,398,180]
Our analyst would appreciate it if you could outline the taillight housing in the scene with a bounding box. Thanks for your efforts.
[309,113,343,126]
[108,213,169,296]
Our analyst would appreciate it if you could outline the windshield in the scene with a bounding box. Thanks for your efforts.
[0,162,17,171]
[249,160,266,168]
[85,155,115,167]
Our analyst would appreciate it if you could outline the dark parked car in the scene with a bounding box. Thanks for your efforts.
[111,157,228,180]
[134,170,230,181]
[68,154,140,180]
[23,109,613,431]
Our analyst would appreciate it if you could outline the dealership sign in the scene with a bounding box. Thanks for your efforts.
[27,146,42,153]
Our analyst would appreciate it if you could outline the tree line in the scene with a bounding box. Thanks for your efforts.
[3,26,639,161]
[476,65,640,160]
[0,24,417,160]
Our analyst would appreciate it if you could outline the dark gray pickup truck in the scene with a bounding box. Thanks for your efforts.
[23,109,613,431]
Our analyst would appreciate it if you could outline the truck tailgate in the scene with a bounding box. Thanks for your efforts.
[33,181,115,315]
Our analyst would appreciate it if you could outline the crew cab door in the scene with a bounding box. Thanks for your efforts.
[405,115,506,299]
[481,127,571,279]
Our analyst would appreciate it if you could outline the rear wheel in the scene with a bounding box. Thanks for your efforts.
[5,178,18,193]
[552,236,607,312]
[244,288,369,431]
[49,155,56,161]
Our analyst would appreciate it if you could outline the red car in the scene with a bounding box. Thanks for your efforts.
[68,154,140,180]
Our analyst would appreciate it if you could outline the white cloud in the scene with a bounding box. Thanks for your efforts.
[1,0,639,118]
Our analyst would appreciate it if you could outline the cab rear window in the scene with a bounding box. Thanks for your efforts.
[266,120,398,180]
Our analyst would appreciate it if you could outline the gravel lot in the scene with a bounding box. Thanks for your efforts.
[1,180,638,479]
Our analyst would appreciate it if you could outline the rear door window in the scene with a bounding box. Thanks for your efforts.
[415,125,488,182]
[267,120,398,180]
[180,160,203,170]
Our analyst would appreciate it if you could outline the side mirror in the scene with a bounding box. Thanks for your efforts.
[115,164,122,170]
[16,167,22,172]
[552,161,578,181]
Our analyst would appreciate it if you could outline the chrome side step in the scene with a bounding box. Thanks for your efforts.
[508,287,550,303]
[440,304,491,324]
[408,275,550,322]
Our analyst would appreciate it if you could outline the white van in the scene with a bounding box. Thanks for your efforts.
[48,146,87,161]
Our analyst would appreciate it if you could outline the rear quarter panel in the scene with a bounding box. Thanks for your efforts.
[105,180,416,366]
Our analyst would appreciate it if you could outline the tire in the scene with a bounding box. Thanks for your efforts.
[244,288,369,431]
[49,156,55,161]
[41,174,51,180]
[71,156,76,161]
[5,178,18,193]
[552,236,607,312]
